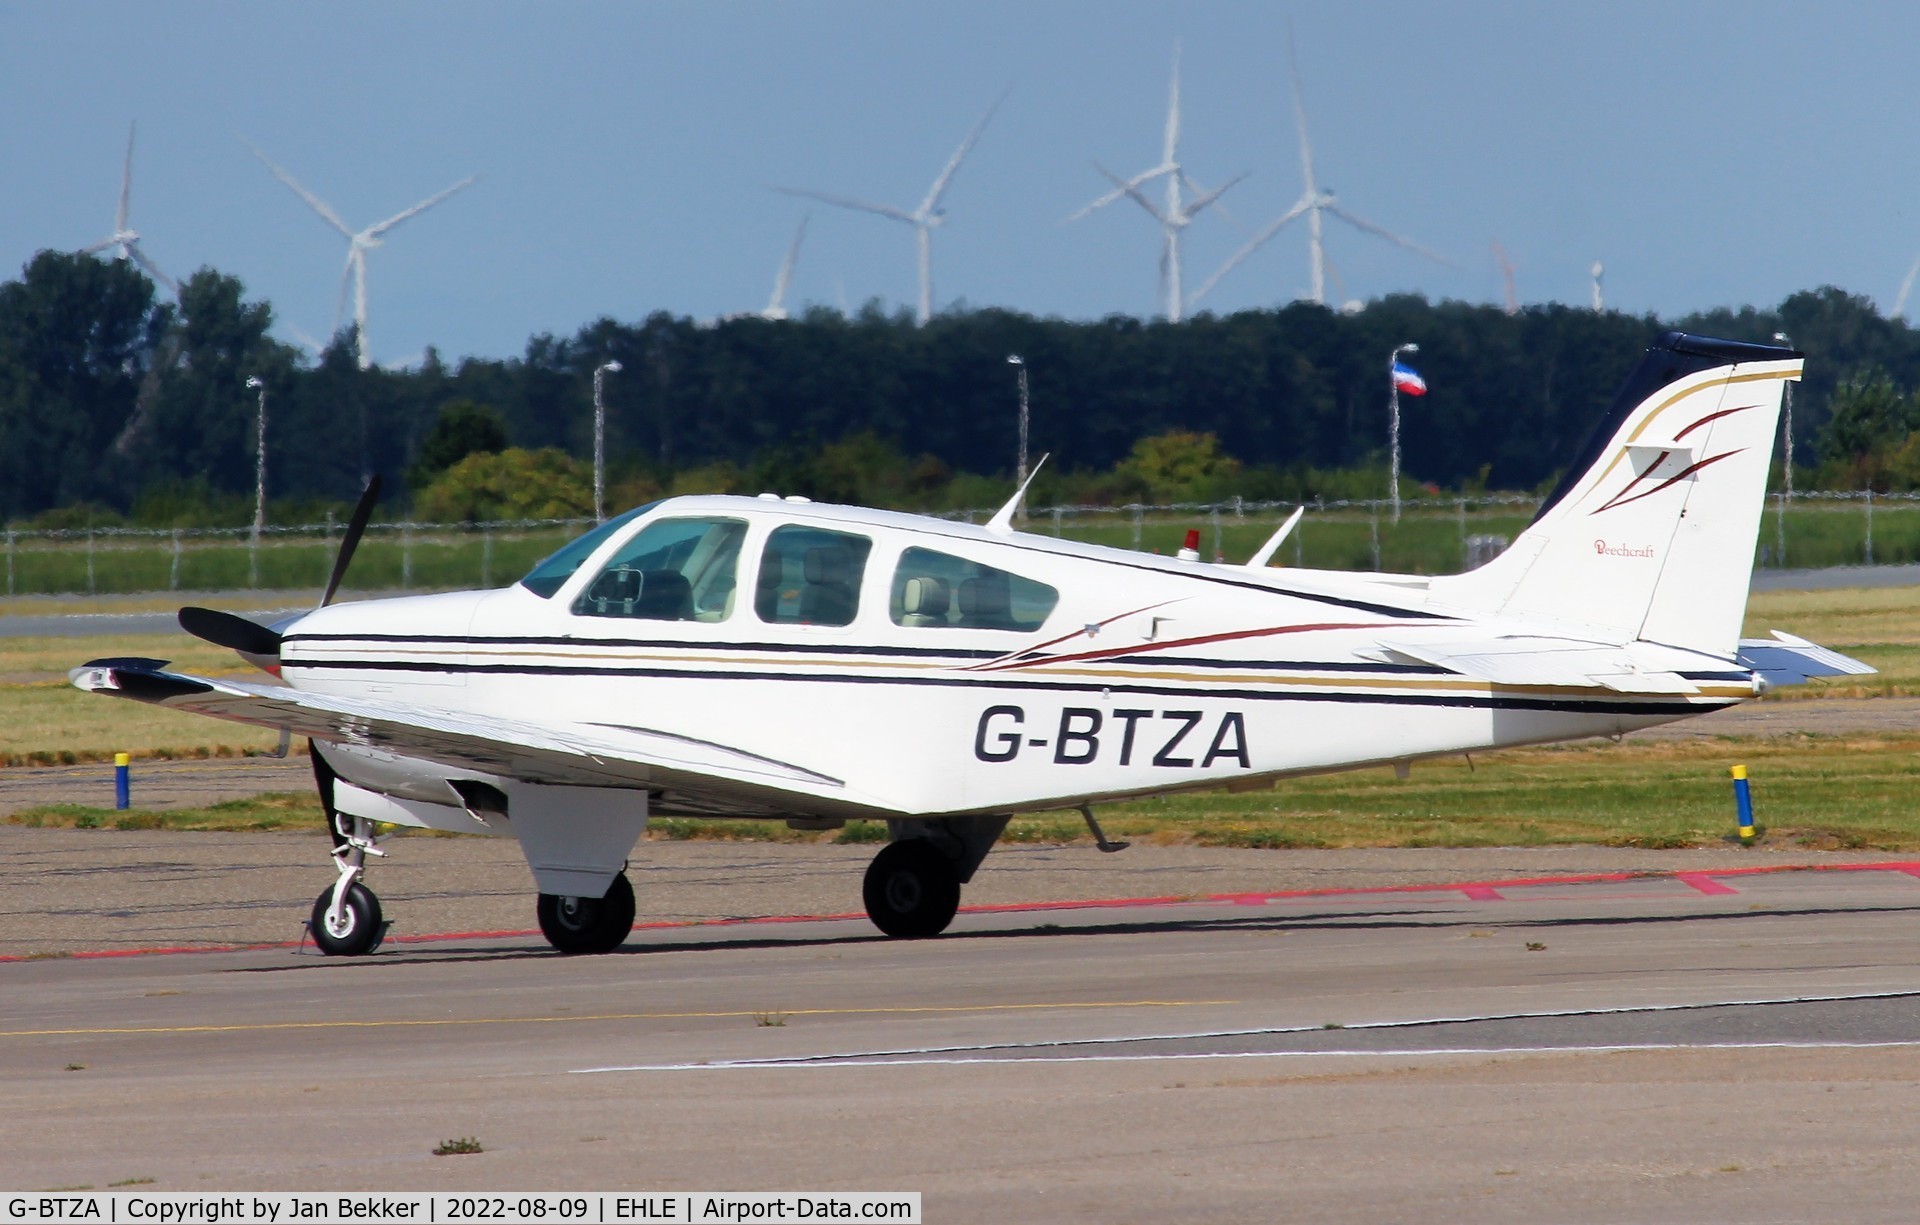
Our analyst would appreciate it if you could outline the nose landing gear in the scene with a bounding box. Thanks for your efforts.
[308,813,389,956]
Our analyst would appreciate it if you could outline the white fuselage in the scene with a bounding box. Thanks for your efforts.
[279,497,1749,822]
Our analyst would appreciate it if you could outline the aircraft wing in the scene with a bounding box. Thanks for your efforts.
[69,660,889,820]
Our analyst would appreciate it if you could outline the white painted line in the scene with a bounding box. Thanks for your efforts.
[576,1040,1920,1073]
[572,988,1920,1074]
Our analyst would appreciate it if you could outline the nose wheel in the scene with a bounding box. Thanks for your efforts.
[309,882,384,956]
[537,871,636,955]
[862,839,961,938]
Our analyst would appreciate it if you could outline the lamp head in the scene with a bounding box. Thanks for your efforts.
[246,377,264,389]
[1007,354,1023,366]
[601,360,623,374]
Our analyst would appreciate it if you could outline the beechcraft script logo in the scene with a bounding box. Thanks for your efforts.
[1590,404,1755,515]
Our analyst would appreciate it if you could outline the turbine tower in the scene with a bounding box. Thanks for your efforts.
[1187,32,1448,311]
[1067,42,1245,322]
[774,92,1004,326]
[247,141,476,370]
[762,215,808,321]
[81,123,178,296]
[1591,260,1605,312]
[1894,252,1920,318]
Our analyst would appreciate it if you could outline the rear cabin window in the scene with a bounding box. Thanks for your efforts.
[890,547,1058,632]
[754,525,872,627]
[571,517,747,621]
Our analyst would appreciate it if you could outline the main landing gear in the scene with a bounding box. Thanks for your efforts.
[537,872,637,955]
[861,816,1008,939]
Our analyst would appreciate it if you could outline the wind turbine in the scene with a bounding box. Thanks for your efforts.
[1068,42,1246,322]
[81,123,178,296]
[247,141,476,370]
[762,215,808,321]
[1187,33,1448,311]
[773,92,1004,326]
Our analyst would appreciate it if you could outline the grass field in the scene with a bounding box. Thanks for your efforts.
[10,733,1920,851]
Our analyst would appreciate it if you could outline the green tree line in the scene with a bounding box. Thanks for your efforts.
[8,248,1920,527]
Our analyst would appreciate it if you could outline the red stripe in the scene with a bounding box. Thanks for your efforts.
[980,620,1389,672]
[1594,448,1744,515]
[7,860,1917,962]
[1673,404,1755,442]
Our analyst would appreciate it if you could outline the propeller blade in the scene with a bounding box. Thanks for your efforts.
[179,606,284,657]
[320,476,382,609]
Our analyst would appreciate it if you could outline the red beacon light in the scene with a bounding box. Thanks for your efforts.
[1177,529,1201,562]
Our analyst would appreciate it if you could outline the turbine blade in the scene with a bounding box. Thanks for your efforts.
[1325,206,1453,266]
[769,213,808,312]
[770,185,915,224]
[246,140,355,238]
[1186,199,1311,307]
[128,245,179,296]
[1180,171,1249,234]
[1182,170,1249,220]
[364,174,479,239]
[1094,163,1170,223]
[1163,40,1182,167]
[1286,21,1317,196]
[920,87,1008,216]
[1897,253,1920,317]
[1066,163,1175,222]
[117,122,135,232]
[79,237,119,256]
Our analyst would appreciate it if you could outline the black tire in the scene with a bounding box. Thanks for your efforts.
[537,871,636,955]
[309,882,383,956]
[862,839,961,938]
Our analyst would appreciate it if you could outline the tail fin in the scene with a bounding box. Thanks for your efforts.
[1430,332,1801,657]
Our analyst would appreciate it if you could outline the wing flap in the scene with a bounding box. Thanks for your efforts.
[70,661,886,817]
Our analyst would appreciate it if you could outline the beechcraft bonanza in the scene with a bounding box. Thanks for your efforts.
[73,333,1869,956]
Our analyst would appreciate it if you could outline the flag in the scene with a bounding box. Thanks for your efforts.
[1392,361,1427,396]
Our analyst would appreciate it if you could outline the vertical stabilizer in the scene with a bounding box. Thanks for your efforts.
[1430,333,1800,657]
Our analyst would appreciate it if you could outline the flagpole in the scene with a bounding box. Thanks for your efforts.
[1389,343,1419,524]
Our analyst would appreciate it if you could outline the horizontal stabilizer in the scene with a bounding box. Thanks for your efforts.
[68,661,889,819]
[1737,631,1876,686]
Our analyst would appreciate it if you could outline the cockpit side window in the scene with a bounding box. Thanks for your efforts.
[571,517,747,621]
[754,525,872,627]
[890,547,1058,632]
[519,503,655,598]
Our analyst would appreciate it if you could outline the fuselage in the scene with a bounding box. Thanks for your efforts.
[277,495,1753,820]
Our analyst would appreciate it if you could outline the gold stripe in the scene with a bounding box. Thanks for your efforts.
[1588,367,1797,491]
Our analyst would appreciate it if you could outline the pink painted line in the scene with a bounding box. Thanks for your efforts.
[1676,873,1741,896]
[9,859,1920,964]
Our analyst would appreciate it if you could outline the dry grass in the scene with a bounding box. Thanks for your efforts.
[1744,586,1920,698]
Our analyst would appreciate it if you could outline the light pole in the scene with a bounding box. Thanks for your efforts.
[245,376,267,540]
[1007,354,1029,501]
[1774,331,1794,565]
[1388,343,1419,524]
[593,360,623,523]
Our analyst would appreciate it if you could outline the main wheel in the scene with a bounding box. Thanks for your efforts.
[862,839,961,938]
[309,882,384,956]
[537,871,636,955]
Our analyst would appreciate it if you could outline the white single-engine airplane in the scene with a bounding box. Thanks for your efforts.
[73,332,1869,956]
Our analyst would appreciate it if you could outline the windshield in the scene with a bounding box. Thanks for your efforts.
[518,503,656,598]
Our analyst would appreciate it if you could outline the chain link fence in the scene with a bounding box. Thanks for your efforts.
[1,490,1912,598]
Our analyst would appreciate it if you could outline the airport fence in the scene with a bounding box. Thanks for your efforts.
[0,490,1914,599]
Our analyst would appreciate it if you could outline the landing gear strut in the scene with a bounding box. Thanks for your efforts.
[537,871,636,955]
[309,812,388,956]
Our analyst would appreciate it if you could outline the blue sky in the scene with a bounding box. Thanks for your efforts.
[3,2,1916,365]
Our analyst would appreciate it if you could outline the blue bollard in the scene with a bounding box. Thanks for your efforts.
[1731,764,1755,845]
[114,752,130,811]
